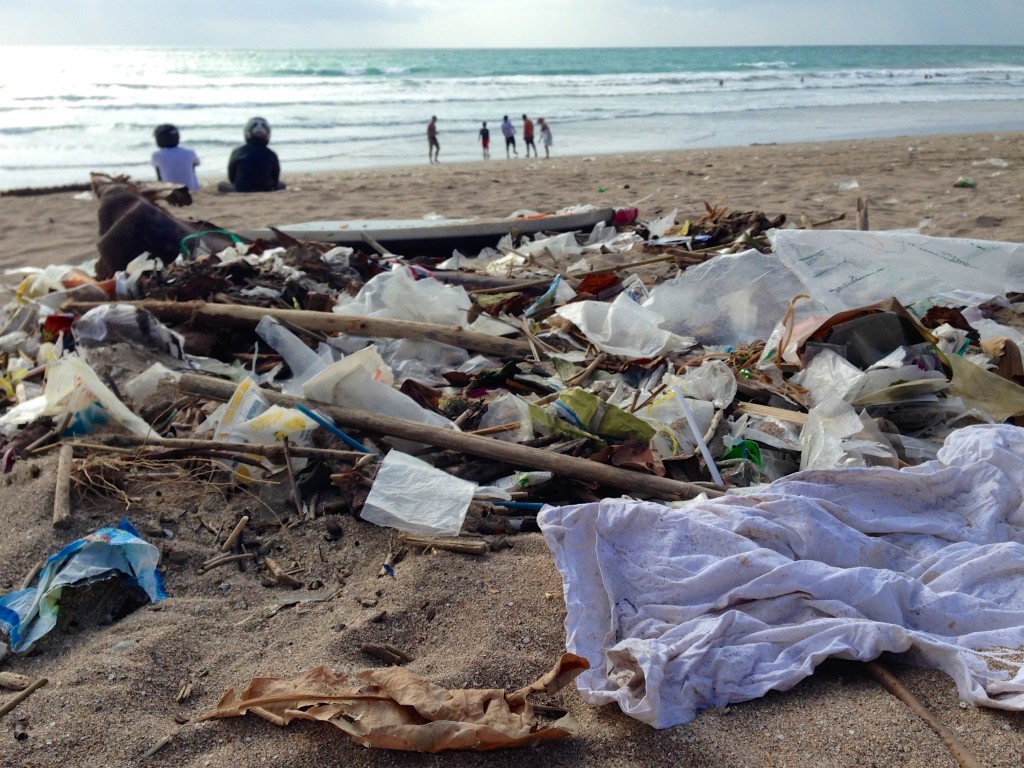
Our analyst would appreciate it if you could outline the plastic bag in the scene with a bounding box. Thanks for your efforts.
[0,519,166,658]
[555,294,694,359]
[360,450,476,536]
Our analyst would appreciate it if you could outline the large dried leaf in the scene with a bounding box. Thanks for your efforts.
[201,653,588,752]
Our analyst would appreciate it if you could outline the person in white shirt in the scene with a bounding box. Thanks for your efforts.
[500,115,517,158]
[538,118,553,159]
[151,124,200,191]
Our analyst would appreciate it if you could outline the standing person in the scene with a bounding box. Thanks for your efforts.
[218,117,285,193]
[500,115,517,158]
[522,114,537,157]
[151,124,200,190]
[539,118,553,159]
[427,116,440,164]
[478,121,490,159]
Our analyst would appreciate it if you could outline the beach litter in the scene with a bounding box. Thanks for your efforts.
[201,653,588,752]
[4,186,1024,764]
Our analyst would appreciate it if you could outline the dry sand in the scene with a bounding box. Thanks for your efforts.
[2,133,1024,768]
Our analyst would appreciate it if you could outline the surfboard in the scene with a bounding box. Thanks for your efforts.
[242,207,616,257]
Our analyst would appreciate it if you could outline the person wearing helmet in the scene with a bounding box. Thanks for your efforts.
[151,124,201,190]
[218,117,285,193]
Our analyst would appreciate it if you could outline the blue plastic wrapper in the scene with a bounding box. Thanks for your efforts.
[0,519,166,657]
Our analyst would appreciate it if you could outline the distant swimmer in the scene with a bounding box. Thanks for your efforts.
[538,118,552,159]
[522,114,537,157]
[151,124,200,191]
[427,115,440,164]
[218,117,285,193]
[479,121,490,159]
[501,115,517,158]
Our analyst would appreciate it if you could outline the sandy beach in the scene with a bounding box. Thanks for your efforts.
[2,132,1024,768]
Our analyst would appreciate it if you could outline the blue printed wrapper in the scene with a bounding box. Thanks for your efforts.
[0,519,166,656]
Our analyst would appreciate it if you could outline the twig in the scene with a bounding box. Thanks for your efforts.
[221,515,249,552]
[25,412,72,454]
[281,438,303,518]
[360,644,415,665]
[200,553,256,573]
[467,421,521,436]
[140,734,173,760]
[52,442,74,528]
[19,559,44,590]
[565,352,608,388]
[865,661,985,768]
[0,677,48,719]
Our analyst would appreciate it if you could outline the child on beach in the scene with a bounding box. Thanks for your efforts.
[479,121,490,159]
[151,124,200,190]
[218,117,285,193]
[539,118,553,159]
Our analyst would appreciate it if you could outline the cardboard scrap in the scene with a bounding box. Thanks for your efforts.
[201,653,588,752]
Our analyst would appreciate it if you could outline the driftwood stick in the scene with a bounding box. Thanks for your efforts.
[360,231,393,256]
[361,644,405,665]
[399,533,489,555]
[179,373,722,500]
[865,661,984,768]
[221,515,250,553]
[74,436,366,463]
[0,677,48,719]
[63,300,533,359]
[52,443,74,528]
[25,412,73,454]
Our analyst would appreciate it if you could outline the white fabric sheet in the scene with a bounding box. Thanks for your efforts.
[539,424,1024,728]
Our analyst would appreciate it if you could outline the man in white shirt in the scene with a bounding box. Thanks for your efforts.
[151,124,200,191]
[500,115,517,159]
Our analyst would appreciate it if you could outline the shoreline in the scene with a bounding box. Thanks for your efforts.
[2,130,1023,274]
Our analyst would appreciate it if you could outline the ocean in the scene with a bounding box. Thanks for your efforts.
[2,45,1024,191]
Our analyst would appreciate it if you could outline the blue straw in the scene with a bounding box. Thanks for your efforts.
[295,403,374,454]
[489,501,545,512]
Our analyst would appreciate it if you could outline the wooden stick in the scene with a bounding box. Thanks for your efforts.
[63,300,533,359]
[221,515,249,552]
[140,734,173,760]
[281,438,304,518]
[361,644,405,665]
[360,231,393,256]
[399,533,489,555]
[865,661,985,768]
[0,677,47,719]
[857,197,870,231]
[25,412,73,454]
[74,436,366,463]
[52,442,74,528]
[200,552,256,572]
[565,352,608,388]
[180,373,722,500]
[733,402,808,426]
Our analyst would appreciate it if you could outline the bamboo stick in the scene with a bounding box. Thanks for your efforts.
[179,373,723,500]
[63,300,532,359]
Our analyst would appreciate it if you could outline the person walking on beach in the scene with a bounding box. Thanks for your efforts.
[522,114,537,157]
[151,124,200,190]
[218,117,285,193]
[479,121,490,159]
[539,118,553,159]
[427,116,440,164]
[500,115,517,158]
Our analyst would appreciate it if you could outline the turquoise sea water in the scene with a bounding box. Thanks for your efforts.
[2,45,1024,189]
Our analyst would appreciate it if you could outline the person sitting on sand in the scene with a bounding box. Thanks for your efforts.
[522,114,537,157]
[151,124,200,191]
[500,115,517,158]
[539,118,553,159]
[217,117,285,193]
[479,121,490,159]
[427,116,440,164]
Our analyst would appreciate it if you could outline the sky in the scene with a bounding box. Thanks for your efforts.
[1,0,1023,48]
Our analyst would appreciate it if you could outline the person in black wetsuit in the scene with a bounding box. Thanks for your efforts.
[217,117,286,193]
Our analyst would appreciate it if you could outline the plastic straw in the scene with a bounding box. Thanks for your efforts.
[295,403,373,454]
[672,386,725,487]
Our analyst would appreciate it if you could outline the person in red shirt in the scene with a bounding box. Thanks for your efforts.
[522,114,537,157]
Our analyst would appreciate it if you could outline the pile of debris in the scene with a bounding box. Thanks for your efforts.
[2,179,1024,760]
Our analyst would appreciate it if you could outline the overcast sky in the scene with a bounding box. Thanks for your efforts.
[2,0,1023,48]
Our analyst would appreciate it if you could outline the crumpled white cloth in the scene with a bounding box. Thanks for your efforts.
[539,423,1024,728]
